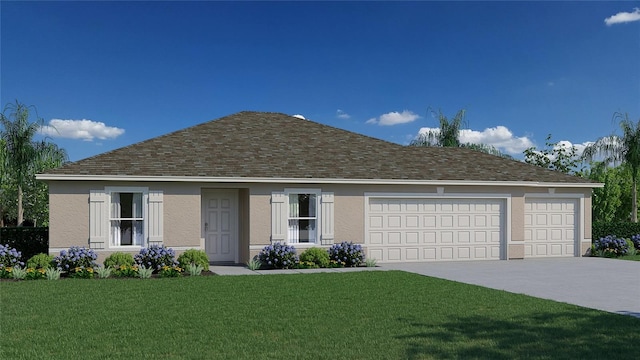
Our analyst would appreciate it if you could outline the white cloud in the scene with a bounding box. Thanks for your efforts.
[336,109,351,120]
[39,119,124,141]
[292,114,306,120]
[554,140,594,158]
[605,8,640,26]
[416,125,534,155]
[367,110,420,126]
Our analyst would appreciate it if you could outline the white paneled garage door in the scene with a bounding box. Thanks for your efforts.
[524,198,578,257]
[366,197,505,262]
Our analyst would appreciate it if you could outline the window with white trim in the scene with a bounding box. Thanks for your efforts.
[89,187,163,250]
[271,190,333,246]
[110,192,144,246]
[288,192,319,244]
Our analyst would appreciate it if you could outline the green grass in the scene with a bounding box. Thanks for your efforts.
[620,253,640,261]
[1,271,639,359]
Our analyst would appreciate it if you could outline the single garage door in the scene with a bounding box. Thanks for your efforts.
[366,197,505,262]
[524,198,578,257]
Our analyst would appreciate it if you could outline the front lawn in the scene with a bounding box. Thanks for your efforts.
[1,271,638,359]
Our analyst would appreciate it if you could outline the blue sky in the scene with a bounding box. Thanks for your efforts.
[2,1,639,162]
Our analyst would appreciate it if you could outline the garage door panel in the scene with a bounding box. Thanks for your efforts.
[370,232,383,245]
[524,198,578,258]
[441,231,454,243]
[406,248,419,260]
[424,215,436,227]
[406,216,419,227]
[423,232,436,243]
[367,198,505,262]
[388,216,401,228]
[370,216,383,228]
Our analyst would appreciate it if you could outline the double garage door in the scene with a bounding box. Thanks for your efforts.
[366,196,578,263]
[366,197,505,262]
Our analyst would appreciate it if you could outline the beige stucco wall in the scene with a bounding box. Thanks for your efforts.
[48,180,595,263]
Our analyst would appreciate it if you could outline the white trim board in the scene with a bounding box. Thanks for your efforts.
[36,174,603,188]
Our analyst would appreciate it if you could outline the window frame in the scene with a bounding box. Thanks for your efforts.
[106,186,149,249]
[284,188,321,245]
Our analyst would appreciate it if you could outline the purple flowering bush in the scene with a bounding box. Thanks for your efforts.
[134,245,178,272]
[53,246,98,271]
[0,244,25,269]
[258,243,298,269]
[329,241,365,267]
[53,247,98,278]
[593,235,629,258]
[630,234,640,251]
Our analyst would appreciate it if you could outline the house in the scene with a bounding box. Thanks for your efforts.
[37,111,600,264]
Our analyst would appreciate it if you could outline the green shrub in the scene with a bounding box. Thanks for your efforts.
[592,222,640,240]
[137,266,153,279]
[104,252,135,268]
[45,268,61,280]
[299,247,330,268]
[626,239,638,256]
[177,249,209,272]
[0,227,48,263]
[186,263,204,276]
[27,253,54,269]
[246,258,261,270]
[95,266,113,279]
[11,266,27,280]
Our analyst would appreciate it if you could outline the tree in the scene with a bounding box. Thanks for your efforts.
[410,109,511,158]
[523,135,585,175]
[411,109,466,147]
[0,101,68,226]
[587,162,632,222]
[582,112,640,222]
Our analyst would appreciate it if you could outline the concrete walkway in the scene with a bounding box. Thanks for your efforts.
[210,257,640,318]
[209,265,382,276]
[382,257,640,318]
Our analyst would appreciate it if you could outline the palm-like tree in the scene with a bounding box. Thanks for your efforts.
[410,109,466,147]
[0,101,68,225]
[410,109,511,158]
[582,112,640,222]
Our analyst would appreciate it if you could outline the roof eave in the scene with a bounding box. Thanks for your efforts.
[35,174,603,188]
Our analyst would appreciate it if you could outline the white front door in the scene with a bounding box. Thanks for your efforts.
[202,189,238,263]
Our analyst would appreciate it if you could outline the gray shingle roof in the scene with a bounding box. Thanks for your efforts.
[43,111,593,184]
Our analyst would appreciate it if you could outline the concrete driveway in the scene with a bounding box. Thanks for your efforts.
[381,257,640,318]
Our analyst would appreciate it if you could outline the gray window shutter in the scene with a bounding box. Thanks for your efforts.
[89,190,108,249]
[321,192,334,245]
[147,190,163,246]
[271,192,287,242]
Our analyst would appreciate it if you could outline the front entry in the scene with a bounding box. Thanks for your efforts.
[202,189,238,263]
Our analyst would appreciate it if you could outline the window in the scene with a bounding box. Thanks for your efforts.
[110,191,144,247]
[271,190,333,246]
[288,193,318,243]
